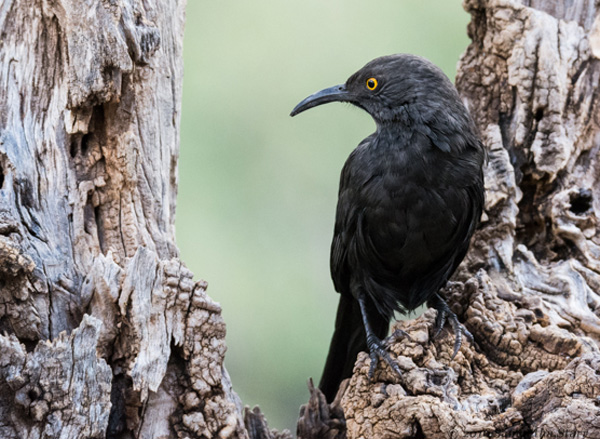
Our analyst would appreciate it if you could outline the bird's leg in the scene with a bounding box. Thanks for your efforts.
[430,293,474,359]
[357,292,403,380]
[432,306,447,339]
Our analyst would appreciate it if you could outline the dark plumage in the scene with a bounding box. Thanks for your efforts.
[291,54,485,402]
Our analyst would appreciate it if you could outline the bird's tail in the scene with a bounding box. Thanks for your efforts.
[319,293,389,402]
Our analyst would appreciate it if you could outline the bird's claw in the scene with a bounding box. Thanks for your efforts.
[447,312,473,359]
[384,327,412,347]
[432,294,474,359]
[391,327,412,340]
[433,308,447,339]
[367,337,403,380]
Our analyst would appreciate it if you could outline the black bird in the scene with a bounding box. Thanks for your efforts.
[291,54,485,402]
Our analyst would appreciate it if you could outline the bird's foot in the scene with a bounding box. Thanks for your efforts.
[357,292,403,380]
[384,327,412,347]
[366,335,403,380]
[431,294,473,359]
[390,327,411,340]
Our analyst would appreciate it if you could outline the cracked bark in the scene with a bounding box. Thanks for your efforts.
[297,1,600,438]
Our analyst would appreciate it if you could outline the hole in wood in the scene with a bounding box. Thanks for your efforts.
[83,193,94,236]
[413,419,426,439]
[90,104,106,133]
[569,188,593,215]
[534,108,544,121]
[81,105,106,156]
[95,205,105,254]
[81,133,92,155]
[27,388,39,401]
[69,135,80,158]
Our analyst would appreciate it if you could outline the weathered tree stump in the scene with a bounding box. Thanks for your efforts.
[0,1,250,437]
[298,1,600,438]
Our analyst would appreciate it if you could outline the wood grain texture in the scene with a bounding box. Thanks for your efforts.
[0,0,251,437]
[298,1,600,437]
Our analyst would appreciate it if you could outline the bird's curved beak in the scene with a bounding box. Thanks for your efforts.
[290,84,352,117]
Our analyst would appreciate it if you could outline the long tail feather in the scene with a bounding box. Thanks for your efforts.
[319,294,388,402]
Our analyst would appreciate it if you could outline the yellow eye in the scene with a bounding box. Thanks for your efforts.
[366,77,378,90]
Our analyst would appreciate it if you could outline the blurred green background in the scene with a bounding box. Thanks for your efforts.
[177,0,470,432]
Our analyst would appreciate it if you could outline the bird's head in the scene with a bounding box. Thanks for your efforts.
[291,54,462,126]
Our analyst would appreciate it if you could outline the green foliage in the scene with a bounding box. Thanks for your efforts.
[177,0,470,431]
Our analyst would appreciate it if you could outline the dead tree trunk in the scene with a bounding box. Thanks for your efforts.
[0,1,258,438]
[298,1,600,438]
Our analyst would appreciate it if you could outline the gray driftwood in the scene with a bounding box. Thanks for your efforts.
[297,0,600,438]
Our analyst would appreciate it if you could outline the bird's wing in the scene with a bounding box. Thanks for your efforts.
[330,157,357,295]
[330,136,375,295]
[410,167,484,305]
